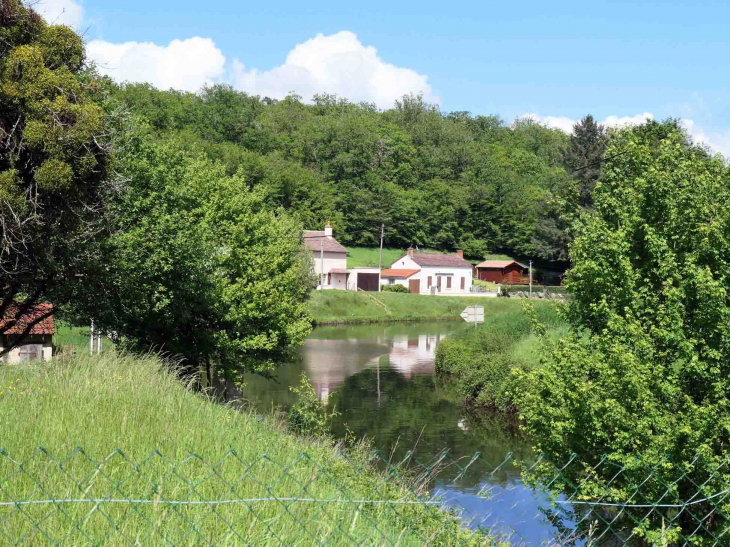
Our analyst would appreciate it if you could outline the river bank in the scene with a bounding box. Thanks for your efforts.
[0,353,491,545]
[435,302,567,410]
[308,290,523,325]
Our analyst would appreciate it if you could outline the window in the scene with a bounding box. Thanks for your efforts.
[18,344,40,361]
[389,278,395,285]
[461,277,465,290]
[427,276,432,288]
[446,276,452,289]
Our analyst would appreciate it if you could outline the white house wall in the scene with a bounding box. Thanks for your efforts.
[393,256,473,295]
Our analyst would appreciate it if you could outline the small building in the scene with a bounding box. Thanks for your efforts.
[389,248,473,295]
[0,303,54,363]
[304,223,349,290]
[475,260,528,284]
[347,267,382,292]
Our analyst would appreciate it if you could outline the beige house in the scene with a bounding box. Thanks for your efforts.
[0,303,54,363]
[304,223,349,290]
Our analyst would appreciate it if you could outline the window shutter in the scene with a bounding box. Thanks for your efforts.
[447,277,451,289]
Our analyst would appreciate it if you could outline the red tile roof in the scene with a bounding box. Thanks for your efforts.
[0,303,54,335]
[329,268,349,274]
[303,231,348,253]
[409,254,472,268]
[476,260,526,269]
[380,268,420,278]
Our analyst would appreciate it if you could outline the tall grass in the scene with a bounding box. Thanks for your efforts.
[308,290,525,324]
[0,354,491,545]
[435,302,566,410]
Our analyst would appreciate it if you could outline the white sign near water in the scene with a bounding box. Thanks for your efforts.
[460,305,484,324]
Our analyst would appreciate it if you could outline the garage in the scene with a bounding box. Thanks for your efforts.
[357,273,380,292]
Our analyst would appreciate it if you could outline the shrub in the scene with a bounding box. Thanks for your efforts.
[381,284,409,293]
[288,373,339,437]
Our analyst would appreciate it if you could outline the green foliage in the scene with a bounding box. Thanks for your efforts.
[382,284,409,293]
[288,373,339,437]
[65,139,315,381]
[562,114,608,208]
[516,120,730,542]
[109,83,577,261]
[0,0,113,337]
[434,303,564,409]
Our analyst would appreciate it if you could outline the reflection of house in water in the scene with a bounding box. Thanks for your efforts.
[301,331,453,401]
[385,333,448,378]
[302,338,389,401]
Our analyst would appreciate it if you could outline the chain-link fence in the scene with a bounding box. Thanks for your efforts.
[2,447,730,546]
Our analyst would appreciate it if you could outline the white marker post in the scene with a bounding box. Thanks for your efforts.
[460,305,484,328]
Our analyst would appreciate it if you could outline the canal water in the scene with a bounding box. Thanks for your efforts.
[236,321,561,544]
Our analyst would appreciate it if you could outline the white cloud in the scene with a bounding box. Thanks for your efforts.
[230,31,439,109]
[31,0,84,29]
[522,111,730,159]
[86,37,226,92]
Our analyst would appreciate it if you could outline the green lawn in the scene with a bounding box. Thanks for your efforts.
[0,353,491,546]
[308,290,522,324]
[345,246,517,269]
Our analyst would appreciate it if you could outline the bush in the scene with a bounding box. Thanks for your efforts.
[381,284,409,293]
[288,373,339,437]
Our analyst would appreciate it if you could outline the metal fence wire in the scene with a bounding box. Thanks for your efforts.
[2,447,730,546]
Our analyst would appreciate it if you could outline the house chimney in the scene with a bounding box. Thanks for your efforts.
[407,247,415,257]
[456,250,464,259]
[324,221,333,239]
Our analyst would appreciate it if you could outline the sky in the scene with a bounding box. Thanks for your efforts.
[34,0,730,156]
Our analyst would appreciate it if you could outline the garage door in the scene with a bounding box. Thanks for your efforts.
[357,273,380,292]
[408,279,420,294]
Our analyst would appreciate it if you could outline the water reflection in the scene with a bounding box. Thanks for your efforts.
[236,321,564,545]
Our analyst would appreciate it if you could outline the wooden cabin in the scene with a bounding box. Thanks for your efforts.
[474,260,529,284]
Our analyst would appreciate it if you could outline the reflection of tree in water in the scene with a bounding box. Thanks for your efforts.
[328,364,535,489]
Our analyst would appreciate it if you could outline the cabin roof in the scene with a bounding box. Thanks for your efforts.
[475,260,526,269]
[0,303,55,335]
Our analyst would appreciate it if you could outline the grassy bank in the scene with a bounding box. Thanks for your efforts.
[435,302,567,410]
[0,354,491,545]
[308,290,523,324]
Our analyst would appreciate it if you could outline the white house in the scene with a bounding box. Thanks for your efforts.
[0,303,54,363]
[384,248,473,295]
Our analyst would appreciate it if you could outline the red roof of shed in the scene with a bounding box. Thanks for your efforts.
[475,260,526,269]
[380,269,420,278]
[0,303,55,335]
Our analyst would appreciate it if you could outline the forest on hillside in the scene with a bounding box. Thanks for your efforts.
[107,83,609,263]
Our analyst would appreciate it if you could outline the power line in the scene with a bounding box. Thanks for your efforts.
[572,150,629,173]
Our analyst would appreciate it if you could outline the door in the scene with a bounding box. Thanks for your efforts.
[437,276,442,292]
[408,279,420,294]
[357,273,380,292]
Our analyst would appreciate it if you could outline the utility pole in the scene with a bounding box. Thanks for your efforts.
[378,223,384,292]
[320,237,324,290]
[529,260,533,299]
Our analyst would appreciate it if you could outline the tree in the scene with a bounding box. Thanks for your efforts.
[562,114,607,208]
[516,121,730,543]
[0,1,113,349]
[66,139,315,384]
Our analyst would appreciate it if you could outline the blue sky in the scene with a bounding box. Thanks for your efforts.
[38,0,730,154]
